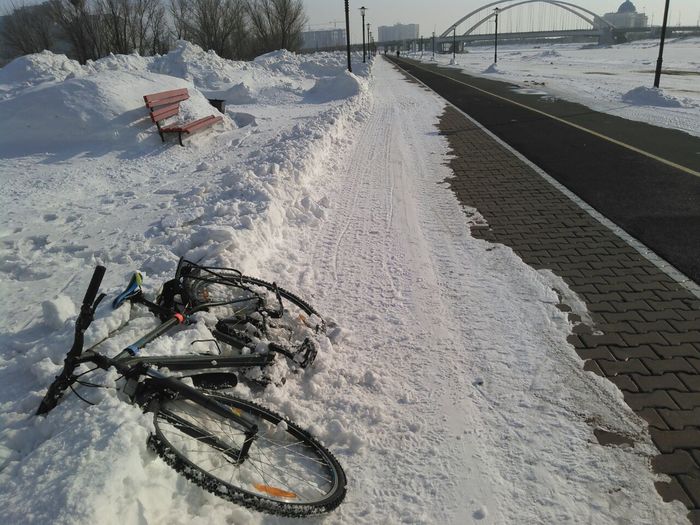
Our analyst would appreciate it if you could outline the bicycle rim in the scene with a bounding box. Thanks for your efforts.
[149,393,346,516]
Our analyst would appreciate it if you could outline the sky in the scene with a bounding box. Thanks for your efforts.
[303,1,700,42]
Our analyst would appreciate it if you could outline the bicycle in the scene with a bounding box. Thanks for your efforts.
[35,263,347,516]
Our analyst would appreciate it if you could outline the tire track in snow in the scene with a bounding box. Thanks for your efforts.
[305,59,501,524]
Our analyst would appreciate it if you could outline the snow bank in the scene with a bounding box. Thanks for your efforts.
[621,85,688,107]
[0,42,366,155]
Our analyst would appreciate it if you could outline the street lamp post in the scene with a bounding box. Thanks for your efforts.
[654,0,671,87]
[360,6,366,63]
[345,0,351,72]
[367,22,371,60]
[453,27,456,60]
[493,7,500,64]
[432,31,435,59]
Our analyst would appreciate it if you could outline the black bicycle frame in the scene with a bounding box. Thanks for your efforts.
[78,350,259,463]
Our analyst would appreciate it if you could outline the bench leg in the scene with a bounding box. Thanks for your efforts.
[178,131,184,147]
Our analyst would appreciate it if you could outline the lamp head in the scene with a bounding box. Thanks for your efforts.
[360,6,366,16]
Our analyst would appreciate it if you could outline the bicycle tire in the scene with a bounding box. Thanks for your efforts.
[149,392,346,516]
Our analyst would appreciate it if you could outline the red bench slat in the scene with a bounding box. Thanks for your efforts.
[162,115,222,134]
[144,89,189,107]
[150,103,180,122]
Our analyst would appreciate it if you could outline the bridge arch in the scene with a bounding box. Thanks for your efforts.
[440,0,613,38]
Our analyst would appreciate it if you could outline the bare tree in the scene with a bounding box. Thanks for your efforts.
[169,0,191,40]
[171,0,247,59]
[246,0,306,55]
[49,0,105,63]
[1,2,55,57]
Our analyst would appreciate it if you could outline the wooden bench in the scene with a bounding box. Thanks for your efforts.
[144,88,223,146]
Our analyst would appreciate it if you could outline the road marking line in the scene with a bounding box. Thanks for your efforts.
[393,58,700,178]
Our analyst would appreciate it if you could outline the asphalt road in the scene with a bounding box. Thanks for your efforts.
[387,56,700,285]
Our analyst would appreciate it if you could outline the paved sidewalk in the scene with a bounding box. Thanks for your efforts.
[436,103,700,523]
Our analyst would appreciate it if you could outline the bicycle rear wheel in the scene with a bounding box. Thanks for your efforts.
[149,393,346,516]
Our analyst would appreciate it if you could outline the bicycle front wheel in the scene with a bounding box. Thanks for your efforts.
[149,393,346,516]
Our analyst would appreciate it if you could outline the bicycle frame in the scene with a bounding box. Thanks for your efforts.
[75,348,260,464]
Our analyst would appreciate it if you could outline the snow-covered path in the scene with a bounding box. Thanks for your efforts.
[306,60,499,522]
[277,58,687,524]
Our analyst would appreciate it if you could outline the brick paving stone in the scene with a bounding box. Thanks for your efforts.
[624,391,679,410]
[575,347,615,361]
[641,310,685,322]
[671,393,700,410]
[580,333,627,347]
[665,332,700,345]
[659,408,700,430]
[637,408,670,429]
[681,374,700,392]
[630,320,676,333]
[631,374,688,393]
[597,359,649,376]
[651,429,700,452]
[582,360,605,376]
[602,311,645,323]
[672,320,700,332]
[609,346,658,360]
[609,375,639,392]
[622,332,671,347]
[654,344,700,359]
[680,476,700,507]
[652,451,700,476]
[644,358,697,375]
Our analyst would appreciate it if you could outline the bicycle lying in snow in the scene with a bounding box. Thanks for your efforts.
[36,259,346,516]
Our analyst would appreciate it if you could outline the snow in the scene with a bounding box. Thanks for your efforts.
[0,41,692,524]
[411,37,700,137]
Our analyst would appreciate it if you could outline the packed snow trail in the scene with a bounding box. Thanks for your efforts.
[267,57,687,523]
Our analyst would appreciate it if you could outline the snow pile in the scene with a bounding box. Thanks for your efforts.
[0,69,221,154]
[622,85,687,107]
[0,51,82,98]
[304,70,363,103]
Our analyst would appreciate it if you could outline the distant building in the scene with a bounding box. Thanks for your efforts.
[301,29,347,50]
[602,1,648,28]
[378,23,419,42]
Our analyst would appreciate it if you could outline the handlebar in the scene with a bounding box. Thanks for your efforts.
[37,265,106,415]
[83,266,106,308]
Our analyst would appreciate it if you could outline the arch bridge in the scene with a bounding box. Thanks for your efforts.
[439,0,617,45]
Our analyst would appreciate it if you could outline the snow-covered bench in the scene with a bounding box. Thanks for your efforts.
[143,89,222,146]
